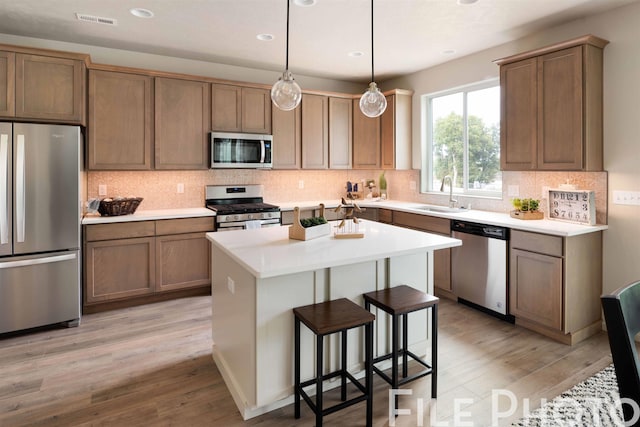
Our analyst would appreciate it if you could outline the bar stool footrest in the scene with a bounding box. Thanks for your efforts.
[372,349,433,387]
[297,369,369,417]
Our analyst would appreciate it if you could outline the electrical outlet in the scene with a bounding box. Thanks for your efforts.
[177,183,184,194]
[541,186,550,199]
[98,184,107,196]
[298,180,304,189]
[409,181,417,191]
[227,277,235,294]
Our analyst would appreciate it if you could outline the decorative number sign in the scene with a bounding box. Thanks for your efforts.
[548,189,596,225]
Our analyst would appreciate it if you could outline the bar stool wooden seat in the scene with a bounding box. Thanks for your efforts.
[293,298,375,427]
[363,285,439,410]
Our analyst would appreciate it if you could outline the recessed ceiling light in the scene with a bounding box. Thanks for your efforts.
[348,51,364,57]
[457,0,478,4]
[130,8,154,18]
[294,0,316,6]
[441,49,456,55]
[257,34,274,41]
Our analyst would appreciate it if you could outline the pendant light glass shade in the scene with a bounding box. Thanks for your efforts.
[271,0,302,111]
[271,70,302,111]
[360,82,387,118]
[359,0,386,118]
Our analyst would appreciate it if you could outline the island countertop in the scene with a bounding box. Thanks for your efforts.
[206,220,461,279]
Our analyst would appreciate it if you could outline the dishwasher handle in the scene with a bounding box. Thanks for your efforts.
[451,220,509,240]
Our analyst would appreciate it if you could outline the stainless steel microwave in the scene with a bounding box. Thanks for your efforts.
[210,132,272,169]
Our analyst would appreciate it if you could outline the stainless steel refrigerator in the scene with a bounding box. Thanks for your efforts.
[0,122,81,334]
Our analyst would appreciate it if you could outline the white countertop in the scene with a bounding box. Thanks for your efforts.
[274,199,607,237]
[82,208,215,224]
[206,220,461,279]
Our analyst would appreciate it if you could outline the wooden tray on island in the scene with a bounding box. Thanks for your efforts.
[510,210,544,220]
[288,205,331,241]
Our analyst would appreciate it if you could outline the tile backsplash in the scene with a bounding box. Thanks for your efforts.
[87,169,608,224]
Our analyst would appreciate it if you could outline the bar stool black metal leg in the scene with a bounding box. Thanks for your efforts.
[341,330,347,401]
[402,313,408,378]
[316,333,323,427]
[432,304,438,398]
[392,313,399,411]
[365,321,373,427]
[295,317,301,419]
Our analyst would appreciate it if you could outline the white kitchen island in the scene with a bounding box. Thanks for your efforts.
[206,220,461,419]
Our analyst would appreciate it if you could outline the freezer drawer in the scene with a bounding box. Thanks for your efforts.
[0,250,80,334]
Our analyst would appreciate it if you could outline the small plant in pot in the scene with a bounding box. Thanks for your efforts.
[511,198,543,220]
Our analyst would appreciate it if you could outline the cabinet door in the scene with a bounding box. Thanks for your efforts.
[0,51,15,117]
[211,84,242,132]
[15,54,84,123]
[242,87,272,134]
[537,46,583,170]
[156,232,210,292]
[88,70,153,170]
[272,103,301,169]
[84,237,156,303]
[352,99,381,169]
[500,57,537,170]
[434,248,452,292]
[328,97,352,169]
[381,94,395,169]
[301,94,328,169]
[509,248,563,330]
[155,77,210,169]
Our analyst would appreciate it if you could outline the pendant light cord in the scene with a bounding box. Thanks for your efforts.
[285,0,290,71]
[370,0,374,83]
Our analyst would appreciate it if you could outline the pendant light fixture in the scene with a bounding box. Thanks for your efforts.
[271,0,302,111]
[359,0,387,118]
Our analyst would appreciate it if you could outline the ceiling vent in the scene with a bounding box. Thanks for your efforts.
[75,13,118,26]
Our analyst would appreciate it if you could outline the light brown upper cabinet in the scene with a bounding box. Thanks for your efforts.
[0,51,15,117]
[301,94,329,169]
[155,77,210,170]
[272,103,301,169]
[352,98,381,169]
[88,70,153,170]
[0,50,85,124]
[381,91,412,170]
[353,89,412,170]
[328,97,352,169]
[496,35,608,171]
[211,84,271,134]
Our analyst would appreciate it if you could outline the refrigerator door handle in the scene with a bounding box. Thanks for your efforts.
[0,133,8,245]
[16,134,25,243]
[0,253,76,269]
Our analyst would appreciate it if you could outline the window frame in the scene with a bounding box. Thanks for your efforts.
[421,78,502,199]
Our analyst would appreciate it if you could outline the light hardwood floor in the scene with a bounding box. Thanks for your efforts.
[0,296,613,427]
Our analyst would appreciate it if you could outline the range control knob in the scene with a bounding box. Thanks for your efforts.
[248,214,253,220]
[234,215,239,221]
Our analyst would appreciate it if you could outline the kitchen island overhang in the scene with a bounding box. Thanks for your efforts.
[206,220,461,420]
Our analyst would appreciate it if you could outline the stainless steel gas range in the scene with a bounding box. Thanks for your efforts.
[205,185,281,231]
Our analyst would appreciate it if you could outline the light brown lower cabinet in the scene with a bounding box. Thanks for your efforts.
[84,217,214,309]
[509,229,602,345]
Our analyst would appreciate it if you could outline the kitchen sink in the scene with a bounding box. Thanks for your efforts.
[414,205,469,213]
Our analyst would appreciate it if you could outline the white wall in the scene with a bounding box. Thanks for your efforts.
[384,2,640,295]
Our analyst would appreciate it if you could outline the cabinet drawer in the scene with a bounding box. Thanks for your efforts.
[155,217,214,235]
[393,211,450,235]
[511,230,563,257]
[378,208,393,224]
[85,221,155,242]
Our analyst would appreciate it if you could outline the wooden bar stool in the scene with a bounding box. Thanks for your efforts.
[363,285,439,410]
[293,298,375,427]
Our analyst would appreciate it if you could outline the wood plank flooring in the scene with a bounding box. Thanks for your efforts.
[0,296,613,426]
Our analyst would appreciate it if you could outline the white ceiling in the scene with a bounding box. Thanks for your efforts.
[0,0,635,83]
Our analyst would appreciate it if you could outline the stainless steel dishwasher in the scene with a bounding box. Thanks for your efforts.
[451,220,513,322]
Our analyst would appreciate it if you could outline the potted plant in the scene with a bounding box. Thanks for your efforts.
[289,204,332,240]
[510,198,543,220]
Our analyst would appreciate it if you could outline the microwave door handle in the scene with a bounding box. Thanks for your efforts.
[0,133,8,245]
[260,140,265,163]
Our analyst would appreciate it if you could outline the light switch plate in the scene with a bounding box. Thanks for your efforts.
[227,277,235,294]
[177,183,184,194]
[613,190,640,205]
[98,184,107,196]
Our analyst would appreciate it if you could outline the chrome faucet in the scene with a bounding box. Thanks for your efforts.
[439,175,458,208]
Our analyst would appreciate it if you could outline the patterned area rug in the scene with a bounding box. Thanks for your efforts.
[512,365,626,426]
